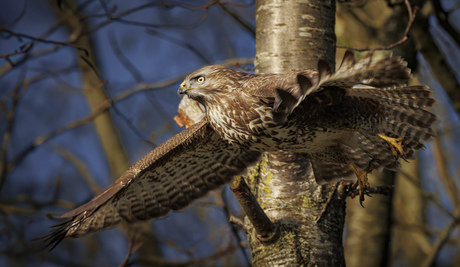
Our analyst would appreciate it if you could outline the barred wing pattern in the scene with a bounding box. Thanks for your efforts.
[309,86,438,184]
[44,118,261,249]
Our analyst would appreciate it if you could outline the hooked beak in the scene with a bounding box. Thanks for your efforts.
[177,82,187,95]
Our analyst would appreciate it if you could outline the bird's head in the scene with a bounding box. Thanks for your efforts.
[178,65,247,106]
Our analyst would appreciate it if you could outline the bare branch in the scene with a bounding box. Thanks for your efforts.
[421,207,460,267]
[230,176,280,243]
[229,215,247,231]
[108,30,143,83]
[0,45,61,77]
[337,0,417,51]
[0,29,89,57]
[0,68,27,191]
[119,236,144,267]
[432,138,459,206]
[219,3,255,35]
[145,29,210,64]
[410,2,460,115]
[399,170,455,218]
[5,0,28,28]
[219,190,252,266]
[431,0,460,48]
[54,147,101,195]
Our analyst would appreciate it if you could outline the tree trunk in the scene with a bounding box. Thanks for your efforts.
[244,1,345,266]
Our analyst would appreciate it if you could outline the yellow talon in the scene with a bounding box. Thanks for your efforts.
[348,163,371,207]
[377,134,405,157]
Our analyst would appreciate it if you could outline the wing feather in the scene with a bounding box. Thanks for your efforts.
[42,118,261,250]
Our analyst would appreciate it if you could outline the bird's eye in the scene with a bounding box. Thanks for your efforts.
[196,76,205,83]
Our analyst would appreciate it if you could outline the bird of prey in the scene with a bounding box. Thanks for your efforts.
[43,51,438,249]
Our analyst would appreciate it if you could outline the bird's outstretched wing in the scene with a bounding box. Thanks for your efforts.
[42,118,261,250]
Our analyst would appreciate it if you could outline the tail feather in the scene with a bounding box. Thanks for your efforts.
[346,84,438,144]
[384,104,439,129]
[383,120,436,144]
[350,85,437,108]
[402,139,425,160]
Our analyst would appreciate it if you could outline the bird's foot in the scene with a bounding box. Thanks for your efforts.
[377,134,407,161]
[349,163,371,208]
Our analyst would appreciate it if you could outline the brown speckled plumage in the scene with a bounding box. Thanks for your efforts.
[43,51,438,249]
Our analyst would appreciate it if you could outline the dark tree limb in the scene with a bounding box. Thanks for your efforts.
[230,175,280,242]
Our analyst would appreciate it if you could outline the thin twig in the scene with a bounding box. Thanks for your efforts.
[108,30,143,83]
[145,29,210,64]
[432,138,459,206]
[0,45,61,77]
[0,29,89,57]
[6,0,28,28]
[421,207,460,267]
[337,0,418,51]
[399,170,455,218]
[0,67,26,192]
[220,190,251,266]
[119,235,144,267]
[229,215,247,232]
[219,3,255,35]
[431,0,460,48]
[54,147,101,195]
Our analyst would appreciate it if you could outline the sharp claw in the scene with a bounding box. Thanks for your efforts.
[393,155,398,165]
[349,163,372,208]
[402,155,409,163]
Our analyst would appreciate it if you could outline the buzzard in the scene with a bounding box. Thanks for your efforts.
[43,51,438,249]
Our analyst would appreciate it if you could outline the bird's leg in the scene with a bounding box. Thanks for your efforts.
[349,163,372,207]
[377,134,407,162]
